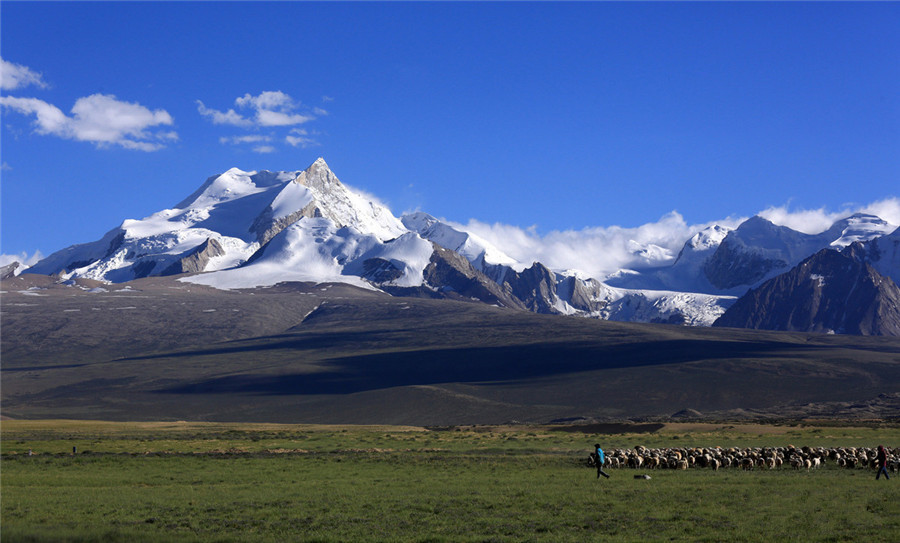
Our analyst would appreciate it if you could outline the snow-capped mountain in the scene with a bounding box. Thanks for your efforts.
[22,158,900,332]
[29,159,411,287]
[605,224,734,294]
[702,214,894,291]
[825,213,897,248]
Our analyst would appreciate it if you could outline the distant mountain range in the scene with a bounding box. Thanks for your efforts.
[19,158,900,335]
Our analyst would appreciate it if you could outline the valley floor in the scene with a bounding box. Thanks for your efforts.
[2,420,898,542]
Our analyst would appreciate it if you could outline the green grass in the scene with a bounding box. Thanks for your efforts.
[2,421,899,542]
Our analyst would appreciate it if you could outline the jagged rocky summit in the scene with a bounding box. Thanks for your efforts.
[22,158,900,334]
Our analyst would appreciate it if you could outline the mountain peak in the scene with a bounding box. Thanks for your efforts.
[737,215,780,233]
[826,213,896,248]
[294,157,341,194]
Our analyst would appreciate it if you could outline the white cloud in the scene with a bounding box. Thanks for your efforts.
[0,58,48,90]
[0,96,68,133]
[455,211,743,279]
[0,250,44,271]
[286,128,318,148]
[199,91,315,128]
[449,198,900,280]
[858,197,900,228]
[198,91,323,152]
[254,110,311,128]
[758,204,847,234]
[235,91,291,111]
[197,100,253,127]
[1,162,11,171]
[219,134,271,145]
[0,93,176,151]
[759,197,900,234]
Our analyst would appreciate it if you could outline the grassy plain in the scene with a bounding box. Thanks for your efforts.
[2,420,899,542]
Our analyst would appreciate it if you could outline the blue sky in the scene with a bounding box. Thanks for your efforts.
[2,1,899,267]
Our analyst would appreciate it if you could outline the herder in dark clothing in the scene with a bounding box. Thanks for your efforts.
[876,445,890,480]
[593,443,611,479]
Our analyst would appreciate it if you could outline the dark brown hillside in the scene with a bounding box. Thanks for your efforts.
[3,273,900,424]
[714,248,900,336]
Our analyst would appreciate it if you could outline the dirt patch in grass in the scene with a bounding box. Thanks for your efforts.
[661,422,796,435]
[548,423,665,434]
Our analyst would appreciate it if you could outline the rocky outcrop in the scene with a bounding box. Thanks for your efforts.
[422,245,526,309]
[131,259,159,279]
[713,247,900,336]
[500,262,563,314]
[161,238,225,276]
[556,275,607,314]
[251,201,322,246]
[1,261,20,280]
[379,244,526,309]
[361,257,405,283]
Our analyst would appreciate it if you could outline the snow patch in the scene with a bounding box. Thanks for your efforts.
[402,212,519,270]
[810,274,826,288]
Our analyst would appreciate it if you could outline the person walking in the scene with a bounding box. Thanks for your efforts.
[593,443,611,479]
[875,445,890,481]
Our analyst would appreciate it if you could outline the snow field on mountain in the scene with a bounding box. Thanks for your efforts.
[347,233,435,288]
[267,178,314,221]
[402,212,520,270]
[607,290,736,326]
[185,219,371,290]
[185,219,435,291]
[828,214,897,247]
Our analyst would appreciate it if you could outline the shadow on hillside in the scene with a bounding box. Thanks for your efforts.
[123,329,417,361]
[158,339,812,396]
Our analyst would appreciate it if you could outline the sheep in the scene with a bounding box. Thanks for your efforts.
[584,444,894,475]
[628,455,644,469]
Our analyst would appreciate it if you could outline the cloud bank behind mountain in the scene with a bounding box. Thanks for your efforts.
[450,198,900,280]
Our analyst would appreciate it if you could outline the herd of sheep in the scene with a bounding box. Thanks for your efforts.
[591,445,899,472]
